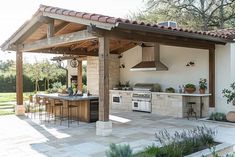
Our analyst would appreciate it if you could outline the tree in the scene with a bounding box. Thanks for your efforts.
[41,60,65,90]
[130,0,235,31]
[24,60,44,92]
[0,60,14,72]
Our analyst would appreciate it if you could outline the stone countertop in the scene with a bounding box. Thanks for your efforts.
[36,93,99,101]
[110,90,211,97]
[151,92,211,97]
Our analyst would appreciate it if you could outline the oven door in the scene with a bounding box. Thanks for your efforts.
[132,100,140,110]
[144,101,152,112]
[112,95,122,105]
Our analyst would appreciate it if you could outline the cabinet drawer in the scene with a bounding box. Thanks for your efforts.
[166,95,182,101]
[152,94,165,99]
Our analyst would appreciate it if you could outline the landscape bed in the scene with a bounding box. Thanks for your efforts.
[106,125,234,157]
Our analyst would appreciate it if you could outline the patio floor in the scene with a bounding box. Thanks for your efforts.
[0,111,235,157]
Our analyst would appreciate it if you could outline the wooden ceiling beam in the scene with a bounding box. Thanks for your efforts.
[20,30,97,52]
[88,26,215,50]
[32,47,98,56]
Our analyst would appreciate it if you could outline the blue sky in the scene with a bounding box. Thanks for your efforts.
[0,0,144,62]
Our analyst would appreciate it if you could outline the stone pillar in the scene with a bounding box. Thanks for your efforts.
[16,49,25,115]
[96,36,112,136]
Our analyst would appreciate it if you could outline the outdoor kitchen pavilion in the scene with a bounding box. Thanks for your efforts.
[0,5,230,136]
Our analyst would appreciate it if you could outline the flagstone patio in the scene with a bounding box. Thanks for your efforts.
[0,111,235,157]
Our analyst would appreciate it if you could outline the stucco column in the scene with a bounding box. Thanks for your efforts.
[15,49,25,115]
[96,36,112,136]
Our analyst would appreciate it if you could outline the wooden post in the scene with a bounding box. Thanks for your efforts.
[209,48,215,107]
[98,37,109,121]
[77,61,83,91]
[15,48,25,115]
[47,19,54,38]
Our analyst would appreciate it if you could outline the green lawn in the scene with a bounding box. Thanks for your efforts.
[0,92,33,116]
[0,92,33,103]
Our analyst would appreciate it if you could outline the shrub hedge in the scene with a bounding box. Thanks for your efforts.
[0,74,66,92]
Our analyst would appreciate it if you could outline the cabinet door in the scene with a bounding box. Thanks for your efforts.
[151,94,165,114]
[166,95,183,117]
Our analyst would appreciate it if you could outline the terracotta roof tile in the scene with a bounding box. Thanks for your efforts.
[37,5,235,40]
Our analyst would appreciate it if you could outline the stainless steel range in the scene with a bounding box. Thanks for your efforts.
[132,83,161,113]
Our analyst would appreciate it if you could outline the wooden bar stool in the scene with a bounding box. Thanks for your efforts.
[25,95,36,118]
[60,101,79,127]
[49,99,63,124]
[187,102,197,120]
[43,98,52,122]
[35,96,44,121]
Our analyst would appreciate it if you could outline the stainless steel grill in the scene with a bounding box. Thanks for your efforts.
[132,83,161,113]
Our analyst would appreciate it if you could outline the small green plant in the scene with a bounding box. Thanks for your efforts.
[185,83,196,89]
[165,87,175,93]
[106,143,133,157]
[222,82,235,104]
[209,112,227,121]
[199,78,207,90]
[125,81,130,87]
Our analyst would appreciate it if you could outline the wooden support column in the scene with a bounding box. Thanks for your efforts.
[77,61,83,92]
[15,48,25,115]
[209,48,215,107]
[16,49,23,106]
[98,36,110,122]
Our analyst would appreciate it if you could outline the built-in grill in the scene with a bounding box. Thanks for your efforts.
[132,83,161,113]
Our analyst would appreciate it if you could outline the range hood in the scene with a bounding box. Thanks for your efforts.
[130,43,168,71]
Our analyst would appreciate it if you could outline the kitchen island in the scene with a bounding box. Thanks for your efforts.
[37,93,99,123]
[110,90,210,118]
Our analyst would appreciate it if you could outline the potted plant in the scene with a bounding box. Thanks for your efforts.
[222,82,235,122]
[199,78,207,94]
[185,83,196,94]
[165,87,175,93]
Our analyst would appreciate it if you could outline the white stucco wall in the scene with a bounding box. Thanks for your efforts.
[120,45,209,92]
[215,43,235,113]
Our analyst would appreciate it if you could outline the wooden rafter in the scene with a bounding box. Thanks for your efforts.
[87,40,98,52]
[110,42,137,54]
[43,11,115,30]
[20,30,97,52]
[70,40,91,50]
[1,14,55,50]
[41,21,70,39]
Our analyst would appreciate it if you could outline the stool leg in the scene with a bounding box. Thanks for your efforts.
[68,107,70,128]
[60,107,63,126]
[194,111,197,120]
[77,106,79,126]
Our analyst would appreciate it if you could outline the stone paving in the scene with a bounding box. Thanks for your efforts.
[0,111,235,157]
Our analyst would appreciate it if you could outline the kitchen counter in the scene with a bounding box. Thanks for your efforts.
[37,93,99,101]
[37,93,99,123]
[151,92,211,97]
[110,90,211,97]
[109,90,210,118]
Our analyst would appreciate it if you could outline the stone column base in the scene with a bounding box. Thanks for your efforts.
[96,121,112,136]
[15,105,25,116]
